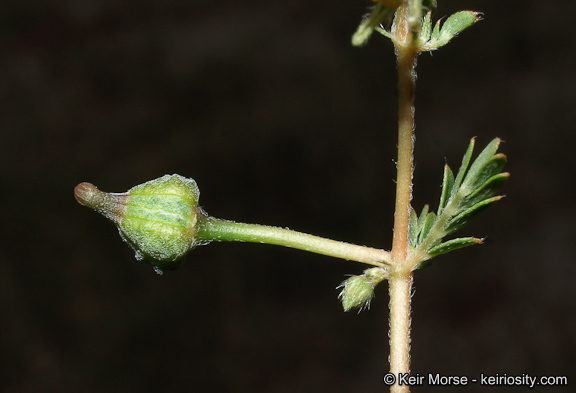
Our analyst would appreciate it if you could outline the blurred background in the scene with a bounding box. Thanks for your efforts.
[1,0,574,392]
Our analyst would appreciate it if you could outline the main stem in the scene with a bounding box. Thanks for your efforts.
[391,50,416,263]
[389,6,418,393]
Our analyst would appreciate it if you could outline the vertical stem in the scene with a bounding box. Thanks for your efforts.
[389,5,418,393]
[391,47,417,263]
[389,272,413,393]
[390,5,417,265]
[389,50,416,393]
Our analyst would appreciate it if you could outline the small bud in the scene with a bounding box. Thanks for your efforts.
[75,174,201,274]
[338,267,388,312]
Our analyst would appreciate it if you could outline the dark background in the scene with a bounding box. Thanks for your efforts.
[1,0,574,392]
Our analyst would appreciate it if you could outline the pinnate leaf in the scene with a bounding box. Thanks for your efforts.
[409,138,508,270]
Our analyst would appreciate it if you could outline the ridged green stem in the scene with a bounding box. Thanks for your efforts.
[196,215,391,267]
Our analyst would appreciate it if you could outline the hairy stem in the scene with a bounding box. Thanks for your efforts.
[196,215,391,267]
[391,6,417,266]
[389,271,413,392]
[389,4,417,392]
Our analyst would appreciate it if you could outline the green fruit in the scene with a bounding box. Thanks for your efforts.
[75,174,201,274]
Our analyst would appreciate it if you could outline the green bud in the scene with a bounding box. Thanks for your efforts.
[75,174,201,274]
[338,267,388,312]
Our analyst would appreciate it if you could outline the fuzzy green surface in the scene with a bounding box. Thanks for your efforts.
[119,174,200,270]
